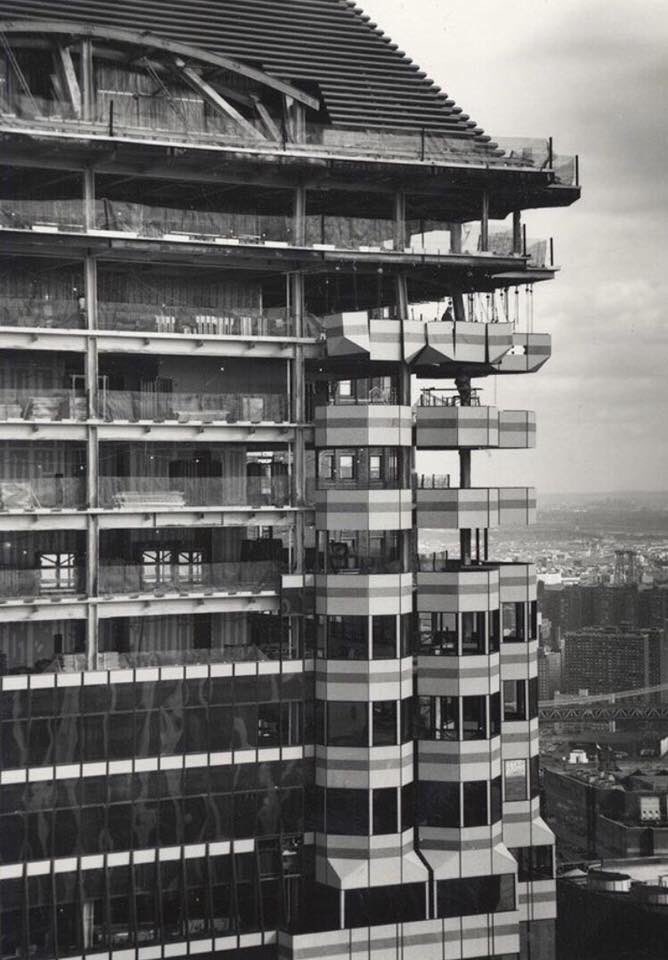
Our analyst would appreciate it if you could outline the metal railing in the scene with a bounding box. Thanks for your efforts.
[97,301,291,337]
[0,295,85,329]
[417,388,481,407]
[98,475,290,509]
[94,200,293,244]
[97,561,281,595]
[0,388,86,421]
[324,555,403,575]
[415,474,452,490]
[0,567,84,599]
[417,552,452,572]
[0,478,86,510]
[98,390,289,423]
[1,94,578,183]
[327,389,399,406]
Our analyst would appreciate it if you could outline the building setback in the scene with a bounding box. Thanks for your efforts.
[0,5,579,960]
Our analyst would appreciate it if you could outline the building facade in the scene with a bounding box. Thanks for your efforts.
[0,5,579,960]
[562,627,665,695]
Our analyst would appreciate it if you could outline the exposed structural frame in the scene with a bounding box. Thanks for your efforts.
[0,11,580,960]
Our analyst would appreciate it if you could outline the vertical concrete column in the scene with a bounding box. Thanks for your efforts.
[513,210,523,255]
[449,223,467,324]
[480,190,490,252]
[84,253,98,668]
[83,166,95,233]
[396,274,414,570]
[394,190,406,252]
[81,38,94,123]
[292,185,307,572]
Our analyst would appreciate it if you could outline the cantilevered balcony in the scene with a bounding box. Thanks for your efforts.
[415,389,536,449]
[416,486,536,529]
[416,562,501,615]
[314,404,412,448]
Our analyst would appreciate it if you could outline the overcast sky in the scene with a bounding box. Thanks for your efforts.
[361,0,668,494]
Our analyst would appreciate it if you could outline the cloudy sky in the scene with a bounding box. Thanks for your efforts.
[362,0,668,494]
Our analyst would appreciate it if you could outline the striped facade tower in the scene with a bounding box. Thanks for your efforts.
[0,5,579,960]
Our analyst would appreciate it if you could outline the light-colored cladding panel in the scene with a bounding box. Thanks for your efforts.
[316,656,413,702]
[315,573,413,615]
[415,405,500,449]
[415,406,536,450]
[498,563,537,603]
[315,743,414,789]
[498,409,537,448]
[323,313,371,358]
[418,320,514,366]
[416,652,500,697]
[280,914,518,960]
[416,567,500,613]
[368,318,403,362]
[315,488,413,530]
[496,333,551,373]
[417,737,502,783]
[314,404,413,447]
[416,487,536,529]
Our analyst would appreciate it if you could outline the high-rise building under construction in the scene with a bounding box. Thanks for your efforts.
[0,4,579,959]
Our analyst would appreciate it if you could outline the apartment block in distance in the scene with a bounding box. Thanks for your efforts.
[0,4,580,960]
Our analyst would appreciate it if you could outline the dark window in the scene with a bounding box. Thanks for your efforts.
[418,612,457,655]
[372,701,397,746]
[345,883,425,928]
[502,602,526,643]
[400,697,413,743]
[327,701,368,747]
[462,696,486,740]
[372,787,398,835]
[437,874,515,917]
[463,780,488,827]
[401,783,415,832]
[338,454,355,480]
[399,614,411,657]
[326,788,368,835]
[504,759,528,801]
[530,600,538,640]
[490,776,502,823]
[372,615,396,659]
[315,701,325,745]
[511,844,554,882]
[489,609,500,653]
[417,695,459,741]
[461,611,486,655]
[326,615,367,659]
[528,677,539,718]
[418,781,460,828]
[503,680,526,721]
[529,755,541,798]
[489,692,501,737]
[319,452,335,480]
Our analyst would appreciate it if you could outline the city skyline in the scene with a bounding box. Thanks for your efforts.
[363,0,668,495]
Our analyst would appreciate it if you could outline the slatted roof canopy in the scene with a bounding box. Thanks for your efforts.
[0,0,496,144]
